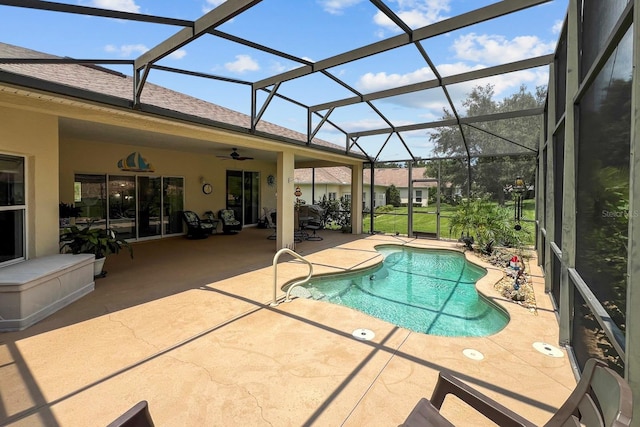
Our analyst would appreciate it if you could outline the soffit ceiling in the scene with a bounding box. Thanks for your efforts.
[0,0,567,164]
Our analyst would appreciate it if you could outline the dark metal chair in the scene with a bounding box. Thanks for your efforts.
[181,210,215,239]
[107,400,155,427]
[400,358,632,427]
[266,211,277,240]
[303,205,324,241]
[218,209,242,234]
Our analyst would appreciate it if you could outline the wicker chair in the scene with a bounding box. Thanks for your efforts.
[218,209,242,234]
[181,210,215,239]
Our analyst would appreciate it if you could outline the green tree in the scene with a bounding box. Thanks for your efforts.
[385,184,401,207]
[426,84,543,203]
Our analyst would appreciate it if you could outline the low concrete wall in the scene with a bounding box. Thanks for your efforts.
[0,254,95,331]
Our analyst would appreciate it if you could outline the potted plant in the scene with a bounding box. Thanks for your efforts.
[59,202,82,227]
[59,223,133,277]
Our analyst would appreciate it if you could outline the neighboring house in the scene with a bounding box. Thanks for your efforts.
[294,167,387,210]
[363,168,437,208]
[295,166,437,210]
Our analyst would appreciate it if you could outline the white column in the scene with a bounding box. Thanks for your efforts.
[351,163,363,234]
[276,151,295,249]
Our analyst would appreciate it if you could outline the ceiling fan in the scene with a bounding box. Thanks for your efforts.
[216,148,254,161]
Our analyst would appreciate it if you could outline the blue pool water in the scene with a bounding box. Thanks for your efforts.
[295,245,509,337]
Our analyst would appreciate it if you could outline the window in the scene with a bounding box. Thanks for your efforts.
[328,192,337,201]
[415,190,422,202]
[575,28,632,336]
[0,154,25,265]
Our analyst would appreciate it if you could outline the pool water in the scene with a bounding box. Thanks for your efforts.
[295,245,509,337]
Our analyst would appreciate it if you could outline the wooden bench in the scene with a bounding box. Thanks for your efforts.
[0,254,95,331]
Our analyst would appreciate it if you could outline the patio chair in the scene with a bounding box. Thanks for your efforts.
[303,205,324,241]
[266,210,277,240]
[219,209,242,234]
[107,400,155,427]
[181,210,215,239]
[400,358,632,427]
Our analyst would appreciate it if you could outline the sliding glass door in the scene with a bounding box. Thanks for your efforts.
[226,170,260,226]
[75,174,183,240]
[137,176,161,238]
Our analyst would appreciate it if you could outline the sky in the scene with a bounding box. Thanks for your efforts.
[0,0,569,160]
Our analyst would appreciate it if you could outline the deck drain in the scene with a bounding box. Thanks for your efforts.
[533,342,564,358]
[462,348,484,361]
[352,328,375,341]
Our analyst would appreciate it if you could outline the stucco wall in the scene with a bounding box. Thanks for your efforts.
[0,106,59,258]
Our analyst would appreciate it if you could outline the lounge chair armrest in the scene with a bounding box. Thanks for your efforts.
[430,372,537,427]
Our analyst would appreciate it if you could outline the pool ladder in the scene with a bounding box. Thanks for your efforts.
[270,248,313,307]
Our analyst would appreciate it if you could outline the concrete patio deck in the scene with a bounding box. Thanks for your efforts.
[0,228,575,426]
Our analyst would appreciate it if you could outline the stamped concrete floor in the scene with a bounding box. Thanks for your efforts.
[0,228,576,426]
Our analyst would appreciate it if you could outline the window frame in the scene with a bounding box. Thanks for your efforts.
[0,153,26,267]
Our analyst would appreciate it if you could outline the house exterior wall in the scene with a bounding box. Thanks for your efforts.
[59,137,278,220]
[296,183,388,210]
[296,183,345,205]
[399,187,428,207]
[0,106,59,258]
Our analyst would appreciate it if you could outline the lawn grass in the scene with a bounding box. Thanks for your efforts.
[363,199,536,245]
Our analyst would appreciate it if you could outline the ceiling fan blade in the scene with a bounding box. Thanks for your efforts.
[216,148,252,160]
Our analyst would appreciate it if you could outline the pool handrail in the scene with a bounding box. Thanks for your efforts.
[271,248,313,306]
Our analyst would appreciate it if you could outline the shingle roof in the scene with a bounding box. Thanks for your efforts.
[364,168,436,188]
[294,166,436,188]
[295,167,353,185]
[0,42,346,151]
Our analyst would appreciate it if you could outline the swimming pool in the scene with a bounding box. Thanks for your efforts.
[292,245,509,337]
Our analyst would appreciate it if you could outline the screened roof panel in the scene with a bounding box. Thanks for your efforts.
[268,71,358,107]
[461,116,541,157]
[0,0,570,162]
[366,88,452,126]
[215,0,390,60]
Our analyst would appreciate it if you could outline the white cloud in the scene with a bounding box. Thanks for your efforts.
[202,0,226,13]
[224,54,260,74]
[452,33,556,65]
[552,19,564,34]
[357,67,435,92]
[168,49,187,60]
[89,0,140,13]
[317,0,363,15]
[373,0,450,31]
[353,60,548,115]
[104,43,147,57]
[270,61,287,73]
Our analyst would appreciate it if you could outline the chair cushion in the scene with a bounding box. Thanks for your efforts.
[183,211,199,224]
[220,210,240,225]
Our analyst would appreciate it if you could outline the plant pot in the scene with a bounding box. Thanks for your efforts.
[94,257,106,277]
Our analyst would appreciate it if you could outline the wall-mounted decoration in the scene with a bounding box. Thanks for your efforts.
[267,174,275,187]
[117,152,155,172]
[202,183,213,195]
